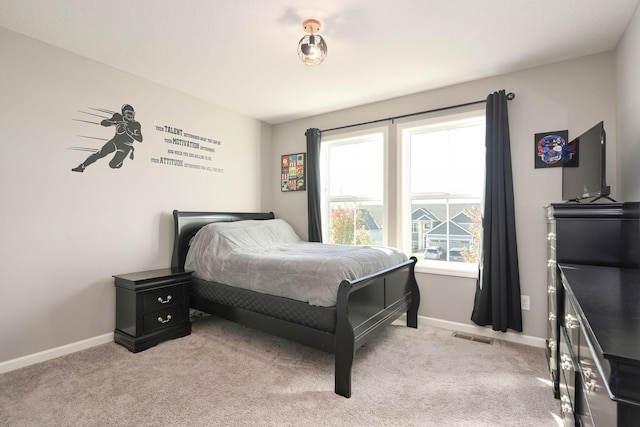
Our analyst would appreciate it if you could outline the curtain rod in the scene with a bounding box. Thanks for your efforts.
[320,92,515,133]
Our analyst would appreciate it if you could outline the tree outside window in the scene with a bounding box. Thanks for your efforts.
[329,204,376,245]
[321,131,385,246]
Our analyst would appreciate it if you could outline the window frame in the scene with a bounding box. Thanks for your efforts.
[398,109,485,278]
[320,126,389,245]
[317,109,484,279]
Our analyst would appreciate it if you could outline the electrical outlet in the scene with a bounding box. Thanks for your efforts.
[521,295,530,311]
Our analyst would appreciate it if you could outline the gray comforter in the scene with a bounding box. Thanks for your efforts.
[184,219,408,307]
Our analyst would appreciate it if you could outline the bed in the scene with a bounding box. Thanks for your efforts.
[171,210,420,398]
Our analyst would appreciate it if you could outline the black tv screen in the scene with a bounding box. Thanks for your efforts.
[562,121,610,202]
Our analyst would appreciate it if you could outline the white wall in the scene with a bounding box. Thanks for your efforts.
[269,52,618,341]
[3,10,637,366]
[0,28,271,364]
[617,3,640,200]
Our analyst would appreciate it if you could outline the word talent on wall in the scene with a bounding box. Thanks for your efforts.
[152,125,223,173]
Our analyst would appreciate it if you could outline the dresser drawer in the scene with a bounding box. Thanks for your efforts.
[559,328,577,426]
[143,284,185,311]
[564,296,580,350]
[559,393,575,427]
[547,231,556,258]
[578,322,616,427]
[142,305,187,334]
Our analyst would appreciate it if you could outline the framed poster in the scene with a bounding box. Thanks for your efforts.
[281,152,306,191]
[534,130,573,168]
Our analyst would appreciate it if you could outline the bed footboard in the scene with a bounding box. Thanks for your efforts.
[334,256,420,398]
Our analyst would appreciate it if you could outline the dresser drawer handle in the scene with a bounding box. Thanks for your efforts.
[157,295,172,304]
[584,379,597,393]
[157,314,172,324]
[561,360,573,371]
[564,314,579,329]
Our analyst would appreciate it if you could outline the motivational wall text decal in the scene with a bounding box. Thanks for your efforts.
[152,125,223,173]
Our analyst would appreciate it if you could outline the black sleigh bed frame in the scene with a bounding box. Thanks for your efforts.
[171,210,420,398]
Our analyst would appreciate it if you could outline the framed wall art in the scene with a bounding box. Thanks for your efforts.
[281,152,306,191]
[534,130,573,168]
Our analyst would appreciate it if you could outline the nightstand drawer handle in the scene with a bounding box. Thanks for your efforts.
[157,314,172,324]
[157,295,172,304]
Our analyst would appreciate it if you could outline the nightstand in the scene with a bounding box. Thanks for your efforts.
[113,268,192,352]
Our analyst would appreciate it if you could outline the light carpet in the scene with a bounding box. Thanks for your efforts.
[0,315,562,426]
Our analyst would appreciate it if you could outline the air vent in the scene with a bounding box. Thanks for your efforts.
[452,331,494,345]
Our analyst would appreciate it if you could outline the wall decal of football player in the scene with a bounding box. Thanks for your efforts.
[72,104,143,172]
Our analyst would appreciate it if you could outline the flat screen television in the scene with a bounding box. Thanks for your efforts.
[562,121,610,202]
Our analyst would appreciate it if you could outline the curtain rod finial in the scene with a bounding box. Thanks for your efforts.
[506,92,515,101]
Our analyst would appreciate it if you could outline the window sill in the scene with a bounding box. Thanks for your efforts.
[415,260,479,279]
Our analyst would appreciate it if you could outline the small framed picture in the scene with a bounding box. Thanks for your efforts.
[534,130,574,168]
[281,152,306,191]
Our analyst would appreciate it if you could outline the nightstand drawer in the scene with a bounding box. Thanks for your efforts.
[142,305,187,334]
[143,285,184,311]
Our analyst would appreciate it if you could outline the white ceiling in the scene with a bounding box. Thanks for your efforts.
[1,0,638,124]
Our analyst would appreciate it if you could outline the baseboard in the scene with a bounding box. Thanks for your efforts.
[0,332,114,375]
[1,315,545,375]
[418,315,547,348]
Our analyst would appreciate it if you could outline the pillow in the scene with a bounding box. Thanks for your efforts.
[204,219,302,248]
[185,219,302,274]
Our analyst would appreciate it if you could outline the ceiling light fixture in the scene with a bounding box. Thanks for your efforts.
[297,19,327,66]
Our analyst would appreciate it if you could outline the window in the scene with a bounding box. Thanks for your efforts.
[401,111,485,272]
[321,130,385,245]
[319,110,485,277]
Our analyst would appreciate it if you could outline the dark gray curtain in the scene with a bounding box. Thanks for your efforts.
[471,90,522,332]
[306,128,323,242]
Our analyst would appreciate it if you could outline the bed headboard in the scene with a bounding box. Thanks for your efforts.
[172,210,275,269]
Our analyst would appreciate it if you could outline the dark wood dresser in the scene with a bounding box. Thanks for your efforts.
[547,202,640,426]
[114,268,192,352]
